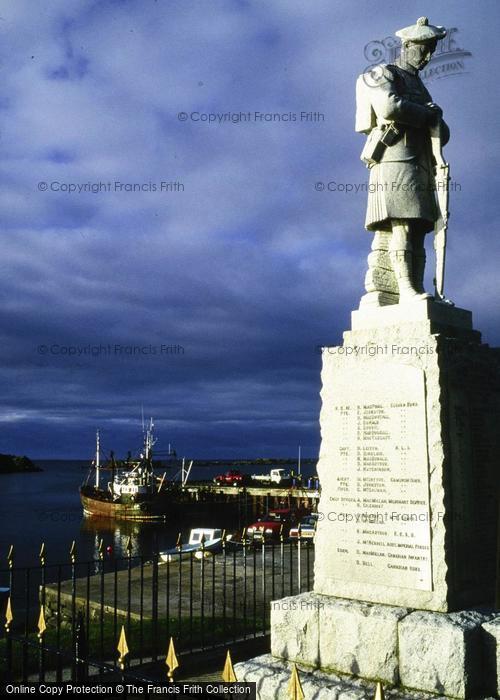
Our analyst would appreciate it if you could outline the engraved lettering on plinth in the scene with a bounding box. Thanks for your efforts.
[325,363,432,591]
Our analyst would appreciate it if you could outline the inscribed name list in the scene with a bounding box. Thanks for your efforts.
[327,363,432,591]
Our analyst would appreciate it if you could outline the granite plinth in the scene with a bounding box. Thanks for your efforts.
[351,298,473,332]
[315,303,500,612]
[235,652,497,700]
[399,609,493,698]
[482,618,500,698]
[271,593,408,683]
[235,654,454,700]
[264,593,499,698]
[244,302,500,699]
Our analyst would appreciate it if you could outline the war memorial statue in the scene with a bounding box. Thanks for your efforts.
[356,17,452,306]
[236,17,500,699]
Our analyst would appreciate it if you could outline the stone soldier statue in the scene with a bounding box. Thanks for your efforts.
[356,17,449,305]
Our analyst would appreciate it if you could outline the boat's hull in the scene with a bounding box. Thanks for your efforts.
[80,487,169,522]
[80,485,252,523]
[159,537,225,561]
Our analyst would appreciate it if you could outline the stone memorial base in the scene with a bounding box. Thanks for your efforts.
[238,299,500,699]
[315,299,500,613]
[235,654,455,700]
[234,592,497,699]
[236,654,497,700]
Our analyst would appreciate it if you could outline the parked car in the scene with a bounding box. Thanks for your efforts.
[289,513,318,540]
[246,508,303,541]
[250,468,295,486]
[213,469,248,486]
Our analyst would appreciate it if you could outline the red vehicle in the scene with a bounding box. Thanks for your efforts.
[213,469,247,486]
[246,508,305,542]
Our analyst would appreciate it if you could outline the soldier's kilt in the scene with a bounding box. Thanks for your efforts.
[365,158,437,234]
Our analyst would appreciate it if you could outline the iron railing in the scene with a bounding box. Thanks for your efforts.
[0,533,314,682]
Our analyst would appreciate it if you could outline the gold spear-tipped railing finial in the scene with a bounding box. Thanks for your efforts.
[7,545,14,569]
[125,536,132,557]
[39,542,46,566]
[175,532,182,550]
[37,603,47,640]
[373,681,385,700]
[5,596,13,633]
[98,538,104,561]
[222,649,237,682]
[165,636,179,682]
[288,663,305,700]
[117,625,129,670]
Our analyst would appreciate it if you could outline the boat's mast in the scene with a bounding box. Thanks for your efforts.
[95,429,100,489]
[145,417,155,460]
[182,459,193,487]
[145,420,150,460]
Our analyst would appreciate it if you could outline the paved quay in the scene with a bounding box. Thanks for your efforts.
[43,543,315,623]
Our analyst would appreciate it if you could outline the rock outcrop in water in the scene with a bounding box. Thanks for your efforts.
[0,453,42,474]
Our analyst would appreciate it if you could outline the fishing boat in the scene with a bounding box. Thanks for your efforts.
[159,528,233,561]
[80,419,183,521]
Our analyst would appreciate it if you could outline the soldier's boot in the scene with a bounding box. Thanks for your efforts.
[389,250,428,301]
[412,251,432,298]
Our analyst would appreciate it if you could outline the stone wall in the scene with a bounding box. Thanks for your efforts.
[269,592,499,698]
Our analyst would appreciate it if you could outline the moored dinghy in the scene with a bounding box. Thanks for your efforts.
[159,528,232,562]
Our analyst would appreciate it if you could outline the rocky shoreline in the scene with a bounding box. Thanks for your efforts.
[0,453,42,474]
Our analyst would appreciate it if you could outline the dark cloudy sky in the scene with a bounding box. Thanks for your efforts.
[1,0,499,459]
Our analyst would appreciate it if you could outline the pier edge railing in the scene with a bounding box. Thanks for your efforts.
[0,532,314,682]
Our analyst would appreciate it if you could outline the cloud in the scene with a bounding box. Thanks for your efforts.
[0,0,499,457]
